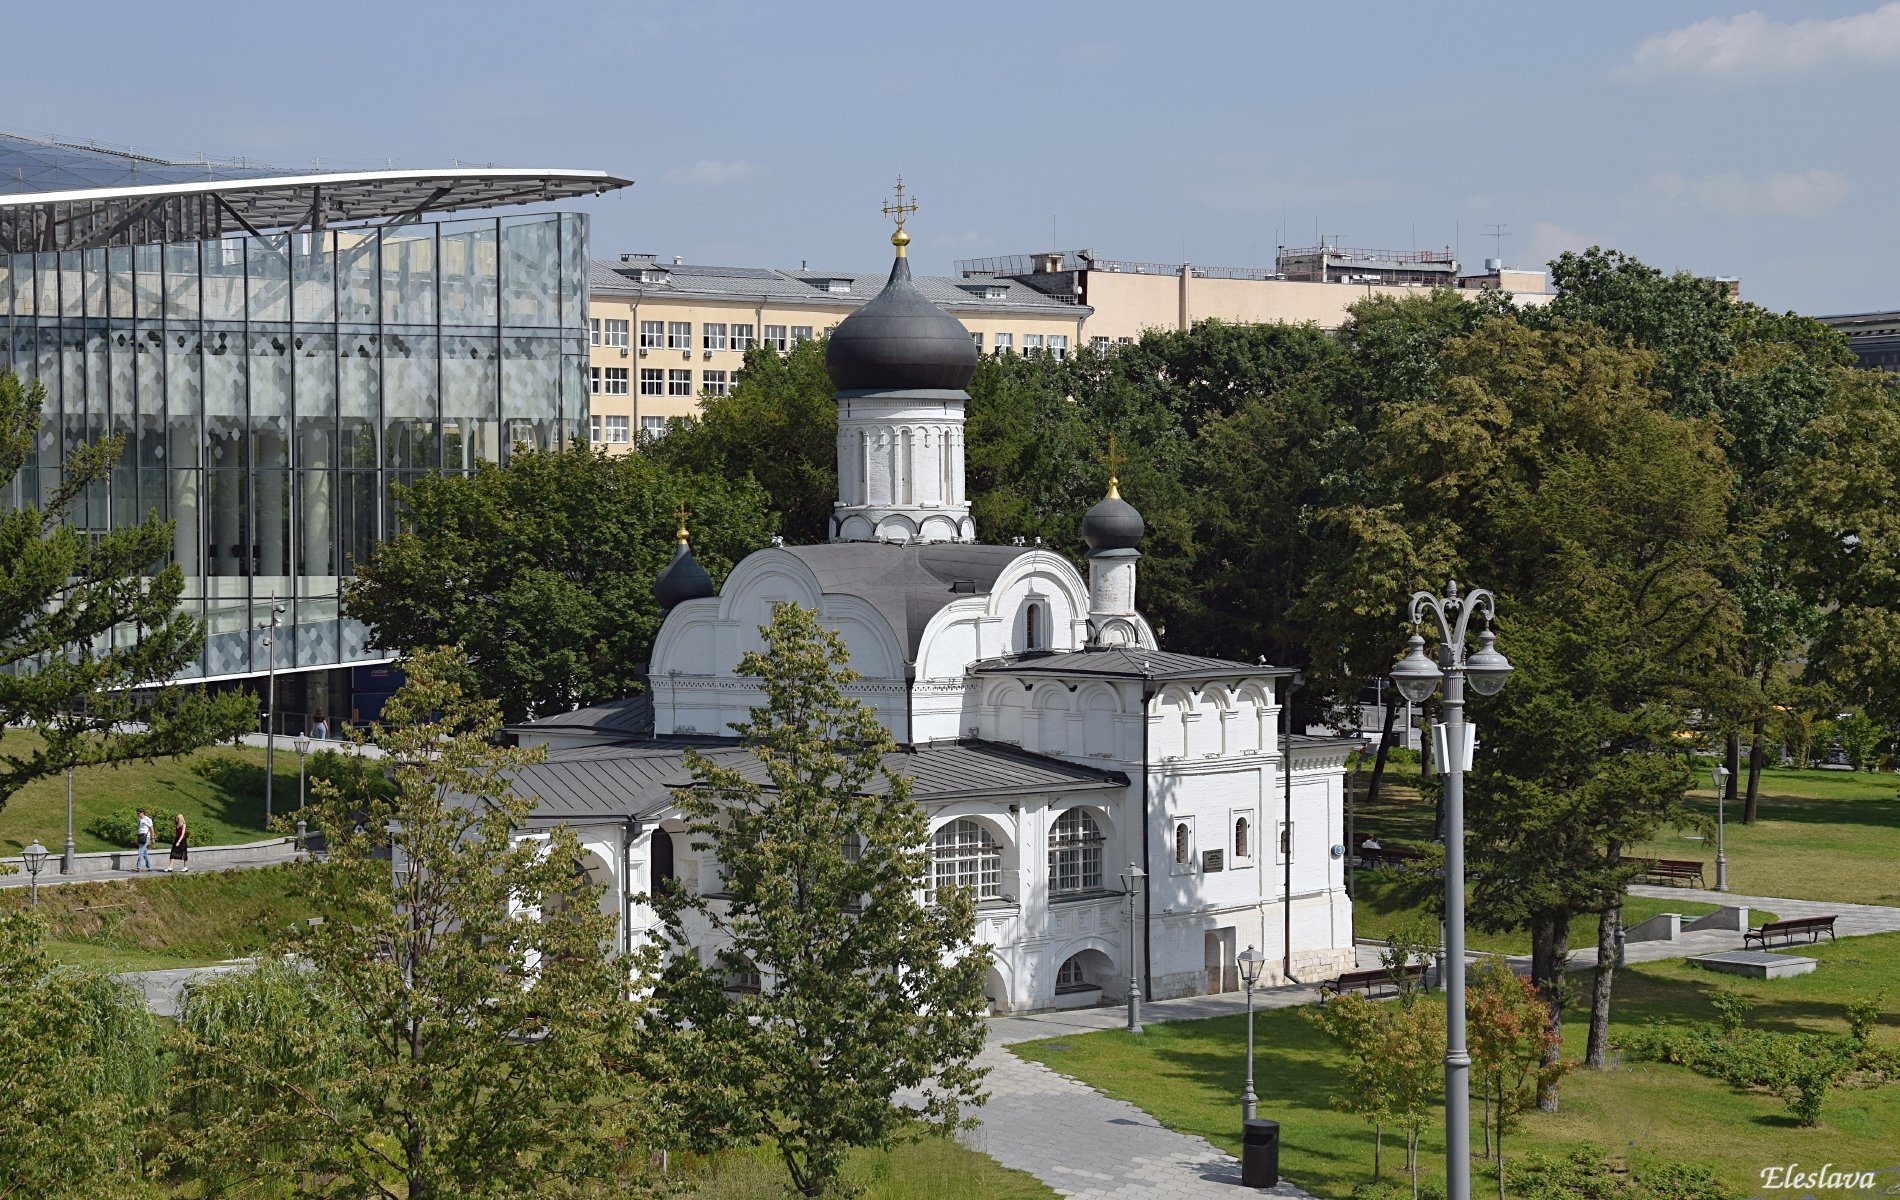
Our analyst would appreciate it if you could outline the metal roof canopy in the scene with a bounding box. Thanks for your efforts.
[0,167,633,253]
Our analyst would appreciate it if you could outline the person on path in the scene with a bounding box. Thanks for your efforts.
[133,808,154,872]
[168,812,190,873]
[312,707,328,741]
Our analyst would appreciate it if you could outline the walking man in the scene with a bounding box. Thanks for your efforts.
[133,807,154,872]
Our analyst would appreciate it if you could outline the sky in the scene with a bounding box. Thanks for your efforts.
[7,1,1897,314]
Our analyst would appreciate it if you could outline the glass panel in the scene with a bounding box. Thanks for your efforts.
[202,238,245,324]
[294,332,336,467]
[36,251,59,317]
[249,331,291,467]
[441,332,497,470]
[255,467,291,582]
[133,244,163,319]
[561,213,585,332]
[59,251,83,317]
[438,218,497,327]
[247,235,290,323]
[337,230,378,324]
[337,331,378,469]
[499,216,557,329]
[165,329,201,467]
[163,242,199,321]
[83,248,108,317]
[295,596,338,668]
[382,331,437,468]
[136,326,165,468]
[107,246,133,320]
[338,471,377,575]
[296,469,335,579]
[291,232,336,324]
[381,228,436,326]
[205,467,248,579]
[500,334,556,456]
[203,600,250,676]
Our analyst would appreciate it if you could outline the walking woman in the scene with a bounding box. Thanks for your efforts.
[168,812,190,873]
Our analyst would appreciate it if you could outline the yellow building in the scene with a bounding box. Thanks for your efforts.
[584,254,1090,451]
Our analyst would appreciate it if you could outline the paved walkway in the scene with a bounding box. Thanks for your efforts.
[0,839,304,890]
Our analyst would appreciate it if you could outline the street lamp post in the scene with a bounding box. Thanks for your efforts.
[259,597,286,827]
[1237,945,1266,1121]
[22,839,49,905]
[1119,861,1146,1034]
[1709,763,1730,892]
[62,765,75,873]
[295,737,311,810]
[1389,579,1513,1200]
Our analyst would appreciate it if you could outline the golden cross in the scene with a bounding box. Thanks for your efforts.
[1099,435,1126,500]
[881,175,919,230]
[674,502,691,544]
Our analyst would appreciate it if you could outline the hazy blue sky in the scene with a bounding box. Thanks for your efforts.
[9,1,1896,313]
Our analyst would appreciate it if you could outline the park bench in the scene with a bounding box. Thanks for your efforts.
[1744,915,1837,948]
[1357,844,1426,871]
[1319,962,1428,1001]
[1636,858,1705,888]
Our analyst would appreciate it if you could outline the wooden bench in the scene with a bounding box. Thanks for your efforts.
[1744,915,1837,948]
[1320,962,1428,1001]
[1357,844,1426,871]
[1637,858,1705,888]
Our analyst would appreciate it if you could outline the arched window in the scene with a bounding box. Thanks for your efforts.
[1048,808,1105,894]
[1024,603,1045,652]
[1174,821,1191,866]
[650,829,675,893]
[1234,817,1250,860]
[931,819,1001,902]
[1055,954,1091,993]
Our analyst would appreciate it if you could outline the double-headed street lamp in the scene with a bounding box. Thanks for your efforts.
[22,839,49,905]
[295,737,312,810]
[1120,861,1146,1034]
[1389,580,1513,1200]
[258,596,286,826]
[1709,763,1730,892]
[1237,944,1267,1121]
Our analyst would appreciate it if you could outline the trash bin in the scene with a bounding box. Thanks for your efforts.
[1242,1118,1279,1188]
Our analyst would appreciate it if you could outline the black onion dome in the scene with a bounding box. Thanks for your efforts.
[653,540,714,608]
[1081,493,1145,550]
[825,255,978,392]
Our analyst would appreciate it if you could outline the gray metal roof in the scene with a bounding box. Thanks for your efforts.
[975,646,1295,683]
[589,258,1088,316]
[509,737,1126,821]
[780,542,1032,659]
[508,692,653,738]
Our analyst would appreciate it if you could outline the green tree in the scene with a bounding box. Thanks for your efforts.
[167,647,659,1199]
[1467,956,1568,1197]
[0,909,164,1198]
[1307,992,1399,1179]
[0,370,254,811]
[651,602,989,1198]
[649,340,839,543]
[344,444,775,722]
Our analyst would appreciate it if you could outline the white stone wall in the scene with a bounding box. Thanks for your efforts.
[833,395,971,544]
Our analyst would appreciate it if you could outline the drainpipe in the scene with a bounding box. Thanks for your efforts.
[905,662,917,745]
[1283,671,1305,983]
[622,817,641,962]
[1140,678,1155,1001]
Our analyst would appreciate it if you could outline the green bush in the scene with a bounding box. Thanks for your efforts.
[1709,987,1753,1035]
[306,749,394,801]
[190,752,266,798]
[82,806,142,848]
[1846,991,1884,1045]
[1614,1017,1857,1126]
[1505,1146,1737,1200]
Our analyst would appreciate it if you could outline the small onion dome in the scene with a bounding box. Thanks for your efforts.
[1082,489,1145,550]
[824,251,978,393]
[653,540,714,608]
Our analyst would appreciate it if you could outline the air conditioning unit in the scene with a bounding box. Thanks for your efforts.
[681,349,691,360]
[703,350,713,359]
[619,347,629,357]
[637,347,648,357]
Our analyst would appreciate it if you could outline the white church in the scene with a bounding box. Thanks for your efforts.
[508,220,1357,1013]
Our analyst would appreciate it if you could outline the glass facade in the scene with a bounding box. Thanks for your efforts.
[0,211,590,680]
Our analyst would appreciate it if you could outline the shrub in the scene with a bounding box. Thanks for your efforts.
[1505,1146,1739,1200]
[306,749,395,802]
[191,752,266,798]
[1709,988,1753,1035]
[82,806,142,848]
[1846,991,1884,1046]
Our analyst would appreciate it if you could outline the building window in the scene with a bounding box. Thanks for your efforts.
[791,325,814,345]
[642,415,668,437]
[639,320,664,349]
[668,369,692,396]
[589,317,601,346]
[1023,333,1045,356]
[1024,602,1045,652]
[971,332,984,351]
[723,964,762,994]
[602,318,629,348]
[1048,808,1104,895]
[1278,821,1294,864]
[994,333,1013,355]
[764,324,788,352]
[1049,334,1069,360]
[639,369,664,396]
[601,368,629,396]
[730,323,754,351]
[589,414,603,442]
[667,321,692,349]
[703,370,730,396]
[1055,954,1093,993]
[1235,816,1251,860]
[1174,821,1191,867]
[1117,336,1134,347]
[589,366,602,394]
[604,415,630,443]
[703,322,728,351]
[1092,336,1111,355]
[931,818,1000,902]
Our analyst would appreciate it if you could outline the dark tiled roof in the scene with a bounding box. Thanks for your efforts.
[781,542,1032,658]
[975,646,1295,682]
[509,692,653,738]
[510,737,1125,821]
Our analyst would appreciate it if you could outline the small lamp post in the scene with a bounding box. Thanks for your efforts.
[1237,944,1267,1122]
[62,764,76,874]
[1119,861,1146,1033]
[258,596,286,826]
[22,839,49,905]
[295,737,311,810]
[1709,763,1730,892]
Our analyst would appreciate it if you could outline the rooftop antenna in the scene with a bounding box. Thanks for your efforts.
[1484,223,1511,266]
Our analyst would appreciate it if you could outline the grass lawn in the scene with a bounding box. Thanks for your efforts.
[0,730,318,855]
[682,1138,1057,1199]
[1354,757,1900,907]
[0,862,316,970]
[1016,931,1900,1199]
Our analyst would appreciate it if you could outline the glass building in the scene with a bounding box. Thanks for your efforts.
[0,132,630,722]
